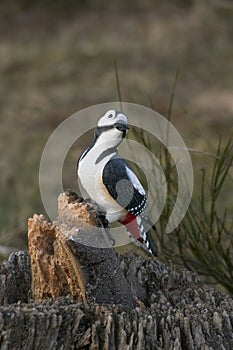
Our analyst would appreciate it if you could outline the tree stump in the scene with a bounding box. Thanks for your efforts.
[27,191,136,308]
[0,192,232,349]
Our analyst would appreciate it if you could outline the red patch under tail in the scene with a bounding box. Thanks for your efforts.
[120,213,143,243]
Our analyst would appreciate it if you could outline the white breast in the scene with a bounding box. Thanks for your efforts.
[78,146,126,223]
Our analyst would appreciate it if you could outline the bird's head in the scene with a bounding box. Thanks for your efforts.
[94,109,129,146]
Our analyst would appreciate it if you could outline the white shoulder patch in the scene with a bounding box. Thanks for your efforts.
[125,167,146,195]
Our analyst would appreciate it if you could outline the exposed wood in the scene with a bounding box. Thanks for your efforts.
[28,213,87,302]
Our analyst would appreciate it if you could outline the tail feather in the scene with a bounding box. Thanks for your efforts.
[136,216,157,256]
[121,213,157,256]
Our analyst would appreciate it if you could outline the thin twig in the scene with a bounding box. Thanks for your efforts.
[170,147,233,167]
[114,59,123,112]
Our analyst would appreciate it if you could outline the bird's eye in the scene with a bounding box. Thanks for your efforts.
[106,110,115,118]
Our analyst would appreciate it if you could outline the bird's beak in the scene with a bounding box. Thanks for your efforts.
[114,123,130,132]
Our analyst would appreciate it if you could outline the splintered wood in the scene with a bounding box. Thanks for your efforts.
[28,192,101,302]
[28,213,86,302]
[28,192,136,307]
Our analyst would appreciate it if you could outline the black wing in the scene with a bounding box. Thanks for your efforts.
[102,157,147,216]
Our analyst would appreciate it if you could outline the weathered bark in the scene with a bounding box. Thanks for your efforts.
[0,251,233,349]
[0,250,31,305]
[0,192,232,349]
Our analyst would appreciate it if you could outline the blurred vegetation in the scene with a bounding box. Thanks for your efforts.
[131,121,233,294]
[1,0,195,13]
[128,68,232,294]
[0,1,232,292]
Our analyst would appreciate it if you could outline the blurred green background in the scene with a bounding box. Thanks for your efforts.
[0,0,232,261]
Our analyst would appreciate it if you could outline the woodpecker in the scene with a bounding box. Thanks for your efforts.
[77,109,157,255]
